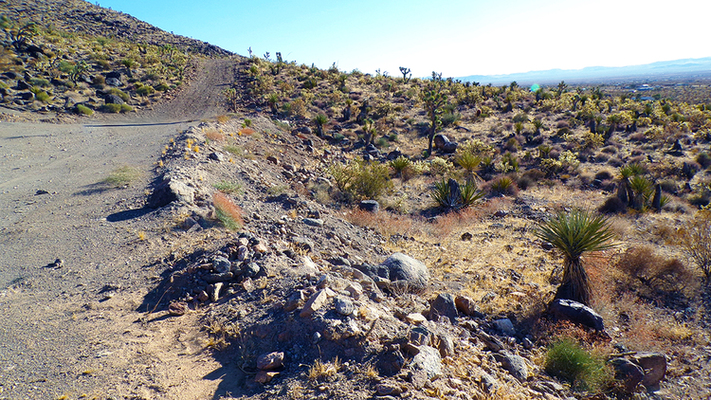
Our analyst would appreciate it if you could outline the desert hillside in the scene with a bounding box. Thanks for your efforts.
[1,2,711,400]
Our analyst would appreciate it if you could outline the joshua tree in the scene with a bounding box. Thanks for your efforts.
[399,66,412,83]
[535,210,615,306]
[421,72,447,157]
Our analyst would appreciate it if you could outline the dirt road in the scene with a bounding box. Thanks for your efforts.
[0,58,238,399]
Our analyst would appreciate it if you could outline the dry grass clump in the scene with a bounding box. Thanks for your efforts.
[102,165,143,187]
[213,192,243,231]
[615,245,693,293]
[204,128,225,142]
[307,357,341,381]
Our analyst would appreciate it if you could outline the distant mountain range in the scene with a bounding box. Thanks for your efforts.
[459,57,711,86]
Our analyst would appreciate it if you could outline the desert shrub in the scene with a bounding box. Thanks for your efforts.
[213,192,243,231]
[330,159,392,201]
[545,339,612,392]
[428,157,453,176]
[489,176,518,196]
[214,181,242,194]
[598,196,627,214]
[154,83,170,91]
[92,75,105,86]
[29,77,50,87]
[431,178,484,211]
[455,150,481,180]
[136,85,154,96]
[616,246,693,292]
[75,104,93,116]
[35,91,50,103]
[696,152,711,169]
[102,103,122,113]
[108,88,130,102]
[677,210,711,282]
[120,104,133,112]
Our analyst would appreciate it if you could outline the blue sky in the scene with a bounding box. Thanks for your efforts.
[97,0,710,78]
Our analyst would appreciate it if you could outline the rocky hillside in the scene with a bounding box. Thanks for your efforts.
[0,0,232,118]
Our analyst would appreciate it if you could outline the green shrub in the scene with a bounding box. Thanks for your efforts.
[76,104,93,116]
[136,85,154,96]
[35,91,50,103]
[330,159,392,201]
[120,104,133,113]
[213,180,242,194]
[29,77,50,87]
[545,339,612,392]
[154,83,170,91]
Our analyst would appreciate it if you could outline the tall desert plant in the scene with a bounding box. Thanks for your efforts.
[535,210,615,305]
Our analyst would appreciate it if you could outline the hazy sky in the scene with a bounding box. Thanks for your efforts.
[96,0,710,78]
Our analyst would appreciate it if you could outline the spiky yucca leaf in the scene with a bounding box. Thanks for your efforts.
[535,210,615,305]
[431,178,484,211]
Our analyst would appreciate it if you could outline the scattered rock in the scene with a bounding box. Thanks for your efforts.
[611,357,644,393]
[300,289,330,318]
[405,313,426,325]
[411,345,443,379]
[359,199,380,213]
[493,351,528,382]
[148,175,195,208]
[303,217,324,227]
[460,232,473,241]
[257,351,284,370]
[492,318,516,336]
[334,296,355,316]
[168,301,188,316]
[379,253,429,291]
[550,298,605,331]
[212,256,231,273]
[633,352,667,387]
[429,293,458,323]
[255,370,279,384]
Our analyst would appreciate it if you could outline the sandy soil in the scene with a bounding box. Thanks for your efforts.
[0,58,238,399]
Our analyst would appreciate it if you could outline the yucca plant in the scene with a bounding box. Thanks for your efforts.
[455,151,481,181]
[431,178,484,211]
[389,156,412,179]
[313,113,328,137]
[535,210,615,305]
[619,162,645,179]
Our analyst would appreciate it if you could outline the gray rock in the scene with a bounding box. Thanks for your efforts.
[380,253,429,291]
[429,293,458,323]
[633,352,667,387]
[148,176,195,208]
[455,295,484,318]
[409,326,433,347]
[550,298,604,331]
[256,351,284,370]
[411,345,442,379]
[242,262,260,278]
[377,349,405,376]
[334,296,354,316]
[493,318,516,336]
[433,134,451,149]
[292,237,315,252]
[303,218,324,227]
[441,141,458,153]
[611,357,644,393]
[437,334,455,358]
[477,370,499,393]
[493,351,528,382]
[359,199,380,212]
[106,77,122,87]
[208,152,225,162]
[213,256,231,273]
[104,93,125,104]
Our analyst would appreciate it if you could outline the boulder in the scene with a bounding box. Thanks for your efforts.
[455,295,484,318]
[633,352,667,387]
[493,318,516,336]
[104,93,125,104]
[550,298,604,331]
[428,293,458,323]
[441,141,458,153]
[411,345,442,379]
[611,357,644,393]
[493,351,528,382]
[106,77,123,87]
[148,176,195,208]
[433,134,450,149]
[256,351,284,370]
[379,253,429,291]
[359,199,380,213]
